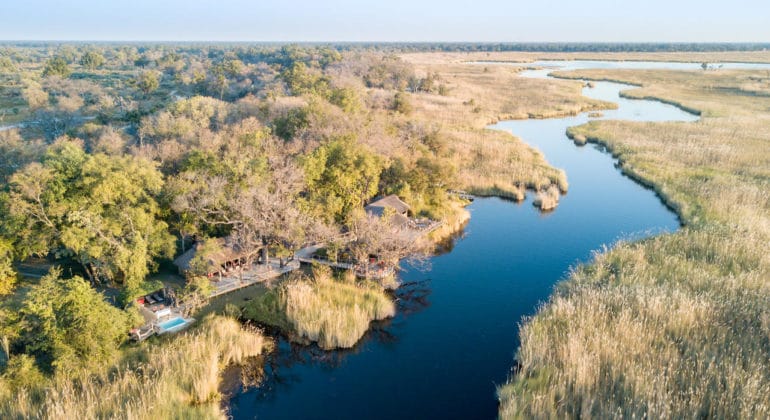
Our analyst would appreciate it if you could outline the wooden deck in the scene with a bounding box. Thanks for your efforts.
[448,189,475,201]
[295,243,356,270]
[295,244,397,280]
[208,259,300,298]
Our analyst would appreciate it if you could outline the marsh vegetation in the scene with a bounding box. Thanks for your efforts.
[499,65,770,418]
[0,316,268,419]
[242,266,395,349]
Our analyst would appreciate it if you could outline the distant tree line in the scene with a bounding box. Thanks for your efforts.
[4,42,770,58]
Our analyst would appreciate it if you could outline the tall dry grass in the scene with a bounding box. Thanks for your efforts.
[244,266,395,349]
[390,58,604,205]
[447,127,569,202]
[0,316,269,420]
[499,64,770,418]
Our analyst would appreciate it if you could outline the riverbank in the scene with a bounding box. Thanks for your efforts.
[241,266,395,350]
[499,65,770,417]
[227,58,688,419]
[399,54,617,205]
[428,200,471,243]
[552,71,704,116]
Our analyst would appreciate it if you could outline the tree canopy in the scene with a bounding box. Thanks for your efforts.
[16,269,135,374]
[137,70,161,94]
[7,140,174,295]
[42,56,71,78]
[79,51,105,70]
[303,137,383,224]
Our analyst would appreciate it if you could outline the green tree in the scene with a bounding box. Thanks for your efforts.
[42,56,71,78]
[329,87,360,113]
[137,70,160,94]
[79,51,105,70]
[18,269,134,374]
[221,59,244,77]
[1,354,46,392]
[0,238,16,296]
[303,138,383,223]
[8,141,175,294]
[186,238,223,278]
[0,56,16,72]
[281,62,331,97]
[273,106,310,141]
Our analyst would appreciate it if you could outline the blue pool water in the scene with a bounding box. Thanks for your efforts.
[158,317,187,332]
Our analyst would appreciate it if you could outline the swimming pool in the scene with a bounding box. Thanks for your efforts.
[157,316,189,334]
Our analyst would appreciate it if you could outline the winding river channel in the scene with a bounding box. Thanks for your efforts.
[228,61,767,419]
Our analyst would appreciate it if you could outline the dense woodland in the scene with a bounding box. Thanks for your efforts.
[0,44,467,407]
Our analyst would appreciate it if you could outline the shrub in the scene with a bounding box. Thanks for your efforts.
[392,92,412,115]
[42,57,71,78]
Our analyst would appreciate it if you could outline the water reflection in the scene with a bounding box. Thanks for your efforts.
[241,275,436,405]
[227,60,765,419]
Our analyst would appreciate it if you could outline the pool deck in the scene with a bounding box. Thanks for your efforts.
[157,316,195,335]
[132,258,299,341]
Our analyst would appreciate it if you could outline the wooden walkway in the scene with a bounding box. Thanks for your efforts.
[448,190,475,201]
[294,244,397,280]
[208,259,300,298]
[131,259,298,341]
[295,243,356,270]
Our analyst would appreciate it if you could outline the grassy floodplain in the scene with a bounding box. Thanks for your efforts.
[402,50,770,65]
[497,63,770,417]
[401,53,614,202]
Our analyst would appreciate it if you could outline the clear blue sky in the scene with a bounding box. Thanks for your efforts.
[2,0,769,42]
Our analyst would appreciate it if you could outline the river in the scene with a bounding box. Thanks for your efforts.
[227,61,760,419]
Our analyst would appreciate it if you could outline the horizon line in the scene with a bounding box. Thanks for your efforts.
[2,40,770,44]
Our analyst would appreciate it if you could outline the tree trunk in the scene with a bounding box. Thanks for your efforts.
[83,262,96,285]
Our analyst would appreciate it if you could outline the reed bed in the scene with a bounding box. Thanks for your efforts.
[389,59,605,206]
[244,267,395,349]
[499,65,770,418]
[0,316,268,420]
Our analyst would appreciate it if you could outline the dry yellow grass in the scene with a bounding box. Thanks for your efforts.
[429,200,471,243]
[0,316,269,420]
[499,62,770,418]
[400,60,611,123]
[396,56,613,204]
[244,266,395,349]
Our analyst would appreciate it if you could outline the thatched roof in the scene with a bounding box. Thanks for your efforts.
[173,236,258,273]
[365,195,410,216]
[390,213,412,229]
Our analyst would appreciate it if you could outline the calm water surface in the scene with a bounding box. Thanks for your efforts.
[228,61,734,419]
